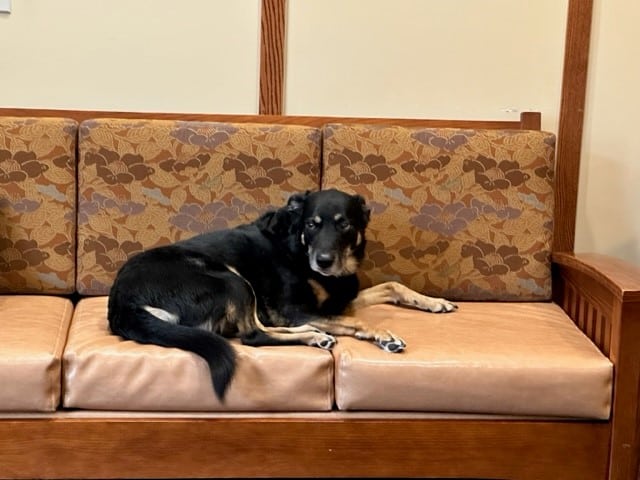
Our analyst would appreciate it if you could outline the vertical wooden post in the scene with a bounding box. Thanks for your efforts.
[259,0,286,115]
[608,300,640,480]
[554,0,594,253]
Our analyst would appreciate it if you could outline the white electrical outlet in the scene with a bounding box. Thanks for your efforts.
[0,0,11,14]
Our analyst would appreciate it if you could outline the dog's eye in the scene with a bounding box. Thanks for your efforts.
[306,220,318,230]
[338,219,351,231]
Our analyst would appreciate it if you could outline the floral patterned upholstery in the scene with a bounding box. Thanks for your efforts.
[0,117,78,294]
[77,119,322,295]
[322,124,556,301]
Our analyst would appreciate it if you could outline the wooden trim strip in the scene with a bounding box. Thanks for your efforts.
[554,0,594,253]
[259,0,286,115]
[0,107,537,130]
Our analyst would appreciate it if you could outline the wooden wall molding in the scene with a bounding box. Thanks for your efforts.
[259,0,286,115]
[0,108,538,131]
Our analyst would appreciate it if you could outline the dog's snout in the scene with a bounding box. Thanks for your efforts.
[315,252,336,269]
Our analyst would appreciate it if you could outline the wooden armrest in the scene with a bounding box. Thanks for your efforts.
[553,253,640,480]
[552,252,640,302]
[552,252,640,357]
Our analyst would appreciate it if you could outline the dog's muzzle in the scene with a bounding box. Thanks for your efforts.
[309,249,358,277]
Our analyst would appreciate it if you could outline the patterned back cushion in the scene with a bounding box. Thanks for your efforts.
[77,119,321,295]
[0,117,78,294]
[322,124,556,301]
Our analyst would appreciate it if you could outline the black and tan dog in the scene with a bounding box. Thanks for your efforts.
[108,189,457,400]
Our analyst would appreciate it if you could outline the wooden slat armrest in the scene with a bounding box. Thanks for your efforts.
[551,251,640,356]
[552,252,640,303]
[553,252,640,480]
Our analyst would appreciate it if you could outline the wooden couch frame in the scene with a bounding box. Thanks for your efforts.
[0,108,638,479]
[0,1,637,477]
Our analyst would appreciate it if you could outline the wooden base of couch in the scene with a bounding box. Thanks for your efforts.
[0,416,610,479]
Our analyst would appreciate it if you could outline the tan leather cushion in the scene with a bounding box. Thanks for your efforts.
[334,302,612,419]
[76,119,322,295]
[0,116,78,294]
[63,297,334,411]
[0,295,73,411]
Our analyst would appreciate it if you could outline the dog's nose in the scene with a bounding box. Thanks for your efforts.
[316,252,336,269]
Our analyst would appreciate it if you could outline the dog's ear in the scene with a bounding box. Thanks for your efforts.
[287,190,309,213]
[256,191,309,238]
[354,194,371,226]
[256,208,294,239]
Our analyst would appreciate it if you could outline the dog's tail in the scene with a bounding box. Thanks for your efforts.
[109,306,236,401]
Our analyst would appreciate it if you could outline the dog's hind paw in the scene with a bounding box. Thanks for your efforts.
[375,331,406,353]
[312,333,337,350]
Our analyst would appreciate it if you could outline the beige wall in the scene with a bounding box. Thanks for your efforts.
[577,0,640,266]
[1,0,637,266]
[0,0,261,113]
[286,0,567,134]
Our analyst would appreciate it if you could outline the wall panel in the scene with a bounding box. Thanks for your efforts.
[0,0,261,113]
[285,0,567,133]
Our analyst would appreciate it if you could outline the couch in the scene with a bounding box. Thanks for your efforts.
[0,110,639,480]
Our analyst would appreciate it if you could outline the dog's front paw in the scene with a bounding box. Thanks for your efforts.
[427,297,458,313]
[375,331,406,353]
[414,296,457,313]
[311,333,337,350]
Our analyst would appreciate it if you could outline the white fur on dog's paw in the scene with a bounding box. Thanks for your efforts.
[312,333,337,350]
[375,331,406,353]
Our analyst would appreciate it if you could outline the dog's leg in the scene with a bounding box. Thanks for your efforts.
[224,264,335,349]
[239,302,336,350]
[241,328,337,350]
[244,304,335,347]
[263,324,322,334]
[308,318,405,353]
[348,281,457,313]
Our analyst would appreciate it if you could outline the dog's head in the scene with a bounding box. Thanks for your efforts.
[287,189,371,277]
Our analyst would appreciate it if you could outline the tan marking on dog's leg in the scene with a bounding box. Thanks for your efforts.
[257,329,337,349]
[349,282,457,313]
[308,318,365,336]
[266,324,322,334]
[308,318,406,353]
[225,264,325,336]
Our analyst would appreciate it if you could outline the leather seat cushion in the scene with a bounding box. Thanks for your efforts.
[0,295,73,411]
[333,302,613,419]
[63,297,334,411]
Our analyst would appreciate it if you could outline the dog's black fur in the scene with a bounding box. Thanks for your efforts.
[108,188,456,400]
